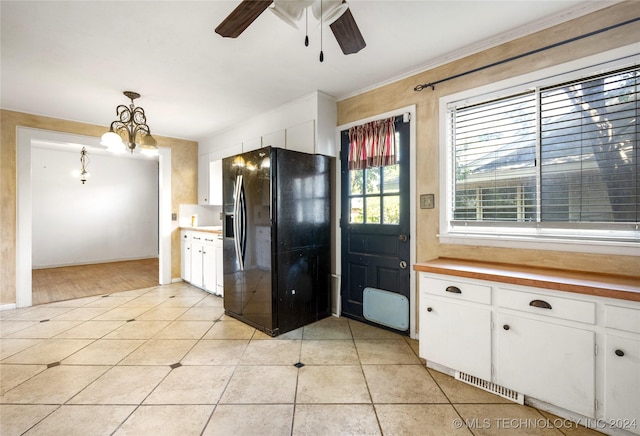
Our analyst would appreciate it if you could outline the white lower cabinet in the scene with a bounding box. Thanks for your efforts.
[419,271,640,436]
[215,236,223,296]
[603,303,640,435]
[421,297,492,380]
[495,313,595,417]
[604,334,640,433]
[181,230,221,296]
[201,235,217,292]
[181,231,192,283]
[190,235,205,288]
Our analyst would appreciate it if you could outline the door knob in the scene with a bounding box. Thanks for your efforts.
[399,261,407,269]
[398,234,408,242]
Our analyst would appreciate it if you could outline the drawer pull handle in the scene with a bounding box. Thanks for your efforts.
[615,349,625,357]
[445,286,462,294]
[529,299,552,309]
[503,324,510,331]
[427,307,433,312]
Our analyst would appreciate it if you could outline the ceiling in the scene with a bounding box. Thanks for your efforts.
[0,0,614,143]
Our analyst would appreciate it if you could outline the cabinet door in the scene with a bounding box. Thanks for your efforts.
[209,160,223,206]
[198,155,210,204]
[496,314,595,417]
[215,238,224,296]
[604,334,640,434]
[421,297,492,380]
[286,120,315,154]
[202,242,216,293]
[181,240,192,282]
[242,137,262,153]
[191,242,204,288]
[262,129,286,148]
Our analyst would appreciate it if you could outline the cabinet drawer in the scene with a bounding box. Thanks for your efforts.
[421,276,491,305]
[605,304,640,333]
[497,288,595,324]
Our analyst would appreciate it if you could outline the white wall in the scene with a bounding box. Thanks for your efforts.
[31,145,159,268]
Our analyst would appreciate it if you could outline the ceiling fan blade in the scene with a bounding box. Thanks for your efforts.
[330,8,366,54]
[215,0,273,38]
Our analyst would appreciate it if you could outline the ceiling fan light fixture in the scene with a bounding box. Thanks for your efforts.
[311,0,348,26]
[270,0,312,29]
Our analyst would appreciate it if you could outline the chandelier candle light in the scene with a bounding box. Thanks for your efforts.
[101,91,158,155]
[79,146,89,184]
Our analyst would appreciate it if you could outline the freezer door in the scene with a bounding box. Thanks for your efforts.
[223,148,274,332]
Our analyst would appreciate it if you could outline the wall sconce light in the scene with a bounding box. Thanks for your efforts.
[79,146,90,184]
[101,91,158,155]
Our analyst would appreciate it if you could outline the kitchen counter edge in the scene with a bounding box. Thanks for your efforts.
[414,258,640,302]
[180,226,223,235]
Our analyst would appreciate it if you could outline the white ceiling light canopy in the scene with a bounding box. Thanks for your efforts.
[270,0,348,29]
[100,91,158,156]
[270,0,312,29]
[311,0,348,26]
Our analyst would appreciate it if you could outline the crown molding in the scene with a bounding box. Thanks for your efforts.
[336,1,622,101]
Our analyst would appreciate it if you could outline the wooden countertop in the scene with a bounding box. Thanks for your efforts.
[414,258,640,302]
[180,226,223,235]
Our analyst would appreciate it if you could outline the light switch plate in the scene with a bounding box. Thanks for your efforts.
[171,213,177,221]
[420,194,435,209]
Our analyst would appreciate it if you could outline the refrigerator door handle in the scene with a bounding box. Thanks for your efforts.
[233,175,245,270]
[239,180,247,266]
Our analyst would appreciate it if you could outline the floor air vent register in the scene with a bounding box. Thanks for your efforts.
[455,371,524,404]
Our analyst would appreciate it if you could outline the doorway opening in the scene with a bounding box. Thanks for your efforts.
[16,127,172,307]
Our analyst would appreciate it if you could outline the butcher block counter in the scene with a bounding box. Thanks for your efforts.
[414,257,640,302]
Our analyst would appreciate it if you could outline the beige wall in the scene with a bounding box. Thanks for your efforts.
[338,2,640,278]
[0,109,198,305]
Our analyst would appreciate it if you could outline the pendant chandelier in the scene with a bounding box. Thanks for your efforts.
[100,91,158,155]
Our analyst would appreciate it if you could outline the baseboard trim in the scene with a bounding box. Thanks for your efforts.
[1,303,17,311]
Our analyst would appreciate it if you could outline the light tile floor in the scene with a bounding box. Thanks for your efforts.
[0,282,603,435]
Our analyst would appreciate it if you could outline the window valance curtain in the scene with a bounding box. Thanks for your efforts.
[348,117,397,170]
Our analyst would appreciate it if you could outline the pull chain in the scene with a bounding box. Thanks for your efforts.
[304,8,309,46]
[319,0,324,62]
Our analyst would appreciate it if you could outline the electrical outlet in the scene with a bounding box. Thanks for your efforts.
[171,213,177,221]
[420,194,435,209]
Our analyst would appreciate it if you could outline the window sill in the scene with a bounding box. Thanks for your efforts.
[439,232,640,257]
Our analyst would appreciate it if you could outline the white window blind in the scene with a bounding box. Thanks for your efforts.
[540,67,638,224]
[449,65,638,235]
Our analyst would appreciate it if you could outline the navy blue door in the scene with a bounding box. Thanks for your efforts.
[340,115,411,332]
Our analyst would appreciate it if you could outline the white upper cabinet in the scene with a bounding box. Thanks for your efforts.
[197,154,210,205]
[262,129,286,149]
[242,137,262,153]
[198,90,338,159]
[286,120,315,154]
[209,159,222,206]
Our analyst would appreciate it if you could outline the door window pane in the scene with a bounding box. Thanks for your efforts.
[365,169,380,194]
[350,169,363,195]
[366,196,381,223]
[382,164,399,193]
[350,197,363,223]
[383,195,400,224]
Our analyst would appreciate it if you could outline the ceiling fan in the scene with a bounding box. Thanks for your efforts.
[215,0,366,57]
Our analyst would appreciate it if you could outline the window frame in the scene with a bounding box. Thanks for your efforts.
[438,44,640,256]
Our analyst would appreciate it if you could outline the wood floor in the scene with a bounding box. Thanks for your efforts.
[32,258,159,305]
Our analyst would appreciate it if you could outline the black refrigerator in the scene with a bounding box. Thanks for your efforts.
[222,147,331,336]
